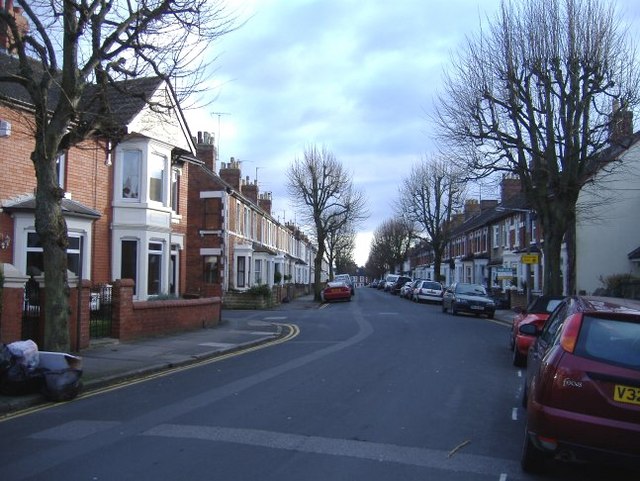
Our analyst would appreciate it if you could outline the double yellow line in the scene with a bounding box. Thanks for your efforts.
[1,323,300,421]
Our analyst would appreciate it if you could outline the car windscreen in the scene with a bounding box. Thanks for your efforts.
[576,315,640,369]
[457,285,486,296]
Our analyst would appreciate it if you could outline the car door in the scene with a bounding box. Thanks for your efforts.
[525,298,574,399]
[443,283,455,309]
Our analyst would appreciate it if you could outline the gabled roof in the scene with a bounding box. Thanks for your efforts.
[0,52,195,154]
[2,194,101,219]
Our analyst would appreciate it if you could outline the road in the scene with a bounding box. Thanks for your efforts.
[0,287,631,480]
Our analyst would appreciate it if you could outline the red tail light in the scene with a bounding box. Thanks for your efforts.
[560,313,583,353]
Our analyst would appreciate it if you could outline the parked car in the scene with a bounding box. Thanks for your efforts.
[390,276,412,295]
[321,281,352,302]
[399,281,414,299]
[521,295,640,473]
[442,283,495,318]
[412,280,444,304]
[509,295,564,367]
[384,274,400,292]
[370,279,379,288]
[377,279,386,290]
[333,274,354,296]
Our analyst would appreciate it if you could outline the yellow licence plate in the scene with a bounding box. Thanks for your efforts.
[614,385,640,406]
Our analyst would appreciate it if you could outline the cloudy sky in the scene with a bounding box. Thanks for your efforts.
[185,0,640,266]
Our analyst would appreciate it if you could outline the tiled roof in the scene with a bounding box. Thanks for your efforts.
[2,194,101,219]
[0,52,163,132]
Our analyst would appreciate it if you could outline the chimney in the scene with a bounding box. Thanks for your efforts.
[241,177,258,204]
[480,199,498,211]
[194,131,217,171]
[609,100,634,146]
[258,192,272,215]
[0,0,29,54]
[219,156,241,191]
[464,199,480,220]
[500,175,521,202]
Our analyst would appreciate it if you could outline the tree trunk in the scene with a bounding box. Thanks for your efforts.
[541,224,565,296]
[33,149,71,352]
[313,250,324,302]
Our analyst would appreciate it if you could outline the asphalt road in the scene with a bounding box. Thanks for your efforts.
[0,288,634,480]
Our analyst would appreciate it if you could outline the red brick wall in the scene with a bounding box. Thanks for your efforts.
[0,102,114,283]
[112,279,221,342]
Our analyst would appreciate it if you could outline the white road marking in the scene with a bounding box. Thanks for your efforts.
[144,424,521,477]
[512,408,518,421]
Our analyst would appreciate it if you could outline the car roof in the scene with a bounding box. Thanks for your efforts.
[574,295,640,315]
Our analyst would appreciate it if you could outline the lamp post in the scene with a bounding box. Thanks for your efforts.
[496,206,535,306]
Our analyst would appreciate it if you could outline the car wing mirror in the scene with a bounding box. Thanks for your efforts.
[519,324,539,336]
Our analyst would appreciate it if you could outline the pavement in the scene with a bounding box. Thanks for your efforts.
[0,294,513,417]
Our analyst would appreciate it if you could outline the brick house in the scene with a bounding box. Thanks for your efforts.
[440,177,545,299]
[0,42,223,345]
[187,132,318,299]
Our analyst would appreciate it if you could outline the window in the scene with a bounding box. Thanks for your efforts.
[56,152,66,189]
[122,150,141,199]
[121,240,138,294]
[26,232,82,277]
[148,242,163,295]
[204,256,219,284]
[237,256,246,288]
[67,236,81,276]
[171,169,180,213]
[254,259,262,284]
[149,153,165,203]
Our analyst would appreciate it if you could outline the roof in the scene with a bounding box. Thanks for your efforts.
[2,195,101,219]
[0,52,183,144]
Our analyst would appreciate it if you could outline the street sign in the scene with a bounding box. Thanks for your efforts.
[521,253,539,264]
[496,267,515,280]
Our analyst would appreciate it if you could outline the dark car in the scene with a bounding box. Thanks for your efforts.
[521,295,640,473]
[390,276,412,295]
[442,282,495,318]
[509,295,564,367]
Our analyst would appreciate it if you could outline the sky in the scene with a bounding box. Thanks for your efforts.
[185,0,640,267]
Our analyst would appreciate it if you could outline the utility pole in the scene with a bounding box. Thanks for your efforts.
[210,112,231,162]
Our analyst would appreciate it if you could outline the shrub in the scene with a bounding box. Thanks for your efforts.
[247,284,272,298]
[598,273,640,298]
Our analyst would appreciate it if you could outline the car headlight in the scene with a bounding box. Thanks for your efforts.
[456,298,469,305]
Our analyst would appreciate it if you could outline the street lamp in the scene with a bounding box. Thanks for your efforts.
[496,206,536,306]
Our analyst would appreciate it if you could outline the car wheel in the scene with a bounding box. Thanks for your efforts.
[451,303,457,315]
[442,302,447,313]
[509,333,515,351]
[521,423,548,474]
[513,346,526,367]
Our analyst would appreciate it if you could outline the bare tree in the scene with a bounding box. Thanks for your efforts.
[330,225,356,274]
[396,155,466,282]
[433,0,640,295]
[325,220,356,278]
[0,1,236,350]
[287,145,368,301]
[369,218,414,275]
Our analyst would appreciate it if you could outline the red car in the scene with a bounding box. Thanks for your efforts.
[510,295,564,367]
[321,281,352,302]
[521,296,640,473]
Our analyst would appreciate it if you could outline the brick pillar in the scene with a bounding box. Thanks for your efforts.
[1,263,29,343]
[112,279,135,341]
[68,277,91,351]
